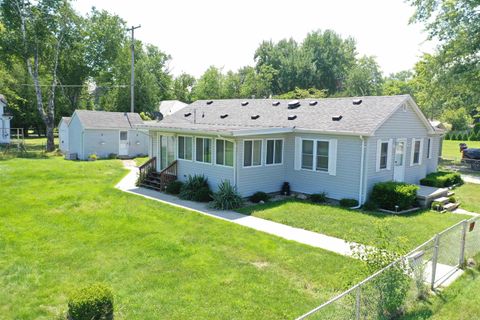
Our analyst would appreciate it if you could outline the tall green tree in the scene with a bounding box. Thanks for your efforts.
[382,71,415,96]
[1,0,82,151]
[193,66,224,99]
[343,56,383,96]
[173,73,195,103]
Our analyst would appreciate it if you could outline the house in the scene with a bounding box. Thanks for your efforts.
[0,94,12,144]
[58,117,71,153]
[137,95,442,204]
[159,100,188,118]
[67,110,148,160]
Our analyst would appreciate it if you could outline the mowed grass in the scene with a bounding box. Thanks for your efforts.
[442,140,480,161]
[455,183,480,213]
[238,201,467,249]
[0,157,366,319]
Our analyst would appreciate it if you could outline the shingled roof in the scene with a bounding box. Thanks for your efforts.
[139,95,433,136]
[74,110,144,129]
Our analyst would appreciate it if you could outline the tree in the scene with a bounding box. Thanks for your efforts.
[440,107,472,131]
[276,87,327,100]
[193,66,224,99]
[382,71,415,96]
[1,0,80,151]
[173,73,195,103]
[343,56,383,96]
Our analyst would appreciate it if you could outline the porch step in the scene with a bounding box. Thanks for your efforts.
[447,191,455,197]
[444,202,460,212]
[433,197,450,205]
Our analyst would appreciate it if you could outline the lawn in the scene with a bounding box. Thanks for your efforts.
[442,139,480,161]
[0,156,366,319]
[455,183,480,213]
[238,201,468,249]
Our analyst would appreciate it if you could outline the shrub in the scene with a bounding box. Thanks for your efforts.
[431,201,443,212]
[370,181,419,211]
[88,153,97,161]
[474,123,480,134]
[309,193,327,203]
[362,200,378,211]
[67,283,113,320]
[108,153,117,159]
[179,175,212,202]
[420,171,463,188]
[339,198,359,208]
[449,196,457,203]
[165,180,183,195]
[250,191,270,203]
[211,180,244,210]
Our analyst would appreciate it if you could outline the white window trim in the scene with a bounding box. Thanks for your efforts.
[298,138,337,175]
[215,138,235,168]
[410,138,424,166]
[243,139,263,168]
[177,135,193,162]
[427,137,433,159]
[376,139,393,172]
[264,138,284,166]
[194,136,213,164]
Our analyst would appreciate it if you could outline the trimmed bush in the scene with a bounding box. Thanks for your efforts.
[179,175,212,202]
[362,200,378,211]
[88,154,97,161]
[431,201,443,212]
[67,283,113,320]
[339,198,359,208]
[165,180,183,195]
[250,191,270,203]
[420,171,463,188]
[309,193,327,203]
[108,153,117,159]
[449,196,457,203]
[370,181,419,211]
[211,180,244,210]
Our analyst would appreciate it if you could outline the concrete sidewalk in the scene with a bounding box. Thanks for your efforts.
[115,165,362,257]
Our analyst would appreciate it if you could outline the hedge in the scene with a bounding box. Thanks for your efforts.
[67,283,113,320]
[370,181,419,211]
[420,171,463,188]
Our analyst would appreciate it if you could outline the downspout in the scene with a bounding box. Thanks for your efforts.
[352,135,366,209]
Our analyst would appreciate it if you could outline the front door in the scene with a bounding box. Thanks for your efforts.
[119,131,129,156]
[157,134,175,170]
[393,139,406,182]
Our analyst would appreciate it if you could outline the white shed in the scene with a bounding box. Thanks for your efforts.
[67,110,148,160]
[0,94,12,144]
[58,117,71,153]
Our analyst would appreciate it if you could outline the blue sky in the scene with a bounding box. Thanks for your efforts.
[73,0,436,77]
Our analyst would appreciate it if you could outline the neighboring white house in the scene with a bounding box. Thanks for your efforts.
[58,117,71,153]
[67,110,148,160]
[137,95,443,204]
[0,94,12,144]
[159,100,188,117]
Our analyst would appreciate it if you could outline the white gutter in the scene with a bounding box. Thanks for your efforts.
[351,135,366,209]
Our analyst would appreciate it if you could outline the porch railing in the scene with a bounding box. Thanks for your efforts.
[137,157,156,185]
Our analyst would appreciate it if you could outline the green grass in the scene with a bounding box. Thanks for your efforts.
[134,156,149,167]
[442,140,480,161]
[455,183,480,213]
[0,157,366,319]
[238,201,468,249]
[402,256,480,320]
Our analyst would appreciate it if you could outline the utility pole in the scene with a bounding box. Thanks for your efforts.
[127,25,141,113]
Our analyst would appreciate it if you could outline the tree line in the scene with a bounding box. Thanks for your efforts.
[0,0,478,151]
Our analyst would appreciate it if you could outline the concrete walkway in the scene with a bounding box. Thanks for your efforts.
[462,174,480,185]
[116,163,362,257]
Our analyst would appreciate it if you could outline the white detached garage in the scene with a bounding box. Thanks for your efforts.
[67,110,148,160]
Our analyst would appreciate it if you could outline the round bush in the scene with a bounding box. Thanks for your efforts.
[165,180,183,195]
[310,193,327,203]
[339,198,359,208]
[250,192,270,203]
[67,283,113,320]
[370,181,419,211]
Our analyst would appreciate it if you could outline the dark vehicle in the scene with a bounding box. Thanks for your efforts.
[460,143,480,170]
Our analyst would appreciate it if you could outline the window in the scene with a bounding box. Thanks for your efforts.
[379,142,389,169]
[316,141,329,171]
[411,138,423,166]
[427,138,432,159]
[178,136,193,160]
[196,137,211,163]
[120,131,128,140]
[216,139,234,166]
[301,140,314,170]
[244,140,262,167]
[266,139,283,165]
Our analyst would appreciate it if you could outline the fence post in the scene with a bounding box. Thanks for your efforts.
[355,285,361,320]
[431,234,440,290]
[459,220,468,268]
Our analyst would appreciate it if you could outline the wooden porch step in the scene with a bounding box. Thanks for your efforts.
[447,191,455,197]
[444,202,460,212]
[433,197,450,205]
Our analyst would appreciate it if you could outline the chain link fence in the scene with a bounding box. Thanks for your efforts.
[296,216,480,320]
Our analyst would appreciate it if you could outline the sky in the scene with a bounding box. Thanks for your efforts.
[73,0,436,78]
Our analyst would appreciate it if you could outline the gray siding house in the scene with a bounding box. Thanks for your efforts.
[68,110,148,160]
[137,95,442,204]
